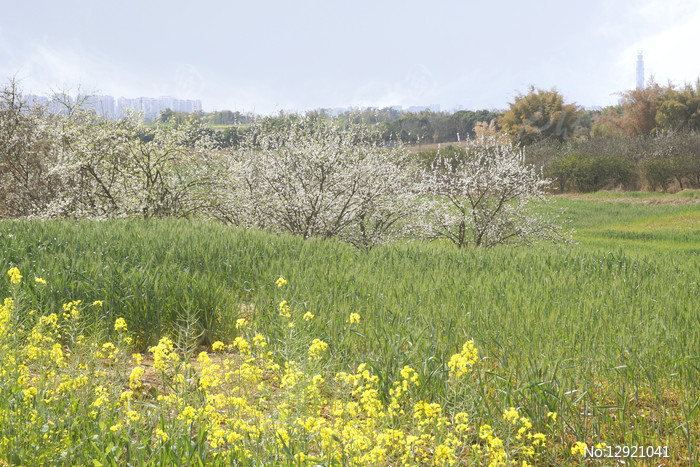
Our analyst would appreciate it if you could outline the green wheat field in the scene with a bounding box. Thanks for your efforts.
[0,195,697,466]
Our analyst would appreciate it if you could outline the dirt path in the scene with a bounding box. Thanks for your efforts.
[556,195,700,205]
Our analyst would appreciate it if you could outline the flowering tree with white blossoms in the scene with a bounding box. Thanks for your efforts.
[45,109,225,219]
[0,79,60,217]
[219,116,417,249]
[112,118,224,218]
[416,136,566,248]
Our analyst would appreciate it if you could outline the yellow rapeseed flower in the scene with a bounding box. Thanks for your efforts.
[517,416,533,440]
[8,267,22,284]
[503,407,519,424]
[232,337,251,355]
[155,428,169,444]
[149,337,179,372]
[99,342,119,360]
[308,338,328,361]
[23,386,37,401]
[212,341,225,351]
[278,300,291,318]
[62,300,81,320]
[126,410,140,422]
[348,313,360,324]
[400,365,419,388]
[434,442,456,465]
[92,386,109,408]
[50,343,65,366]
[454,412,470,436]
[571,441,587,456]
[114,318,127,332]
[531,432,546,447]
[93,300,103,307]
[129,366,144,390]
[303,312,314,321]
[275,276,288,287]
[253,333,267,348]
[479,424,493,440]
[35,277,47,285]
[178,405,197,423]
[447,339,479,378]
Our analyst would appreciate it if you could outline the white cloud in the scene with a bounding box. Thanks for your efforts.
[1,41,134,98]
[633,0,698,26]
[2,41,207,102]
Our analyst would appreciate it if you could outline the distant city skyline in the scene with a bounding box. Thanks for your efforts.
[21,90,447,117]
[21,89,452,119]
[24,93,203,120]
[4,0,698,114]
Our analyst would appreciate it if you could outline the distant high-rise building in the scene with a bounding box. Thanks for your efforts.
[636,52,645,89]
[24,94,49,108]
[83,95,115,118]
[159,96,175,112]
[140,97,160,121]
[408,106,430,113]
[156,96,202,114]
[100,95,115,118]
[117,97,141,118]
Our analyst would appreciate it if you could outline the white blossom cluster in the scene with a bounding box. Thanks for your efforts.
[215,117,417,249]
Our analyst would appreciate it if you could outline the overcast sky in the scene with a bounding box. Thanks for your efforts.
[2,0,699,113]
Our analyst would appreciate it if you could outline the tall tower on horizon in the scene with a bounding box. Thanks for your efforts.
[636,53,645,89]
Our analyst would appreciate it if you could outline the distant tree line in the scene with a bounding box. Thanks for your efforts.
[326,108,504,144]
[155,106,509,150]
[6,75,699,199]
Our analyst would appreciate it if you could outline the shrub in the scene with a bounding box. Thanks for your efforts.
[671,155,700,189]
[642,157,675,192]
[570,154,636,192]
